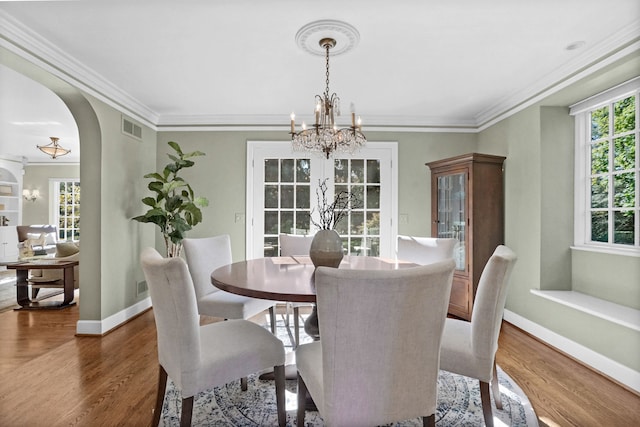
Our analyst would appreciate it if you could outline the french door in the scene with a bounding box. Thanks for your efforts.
[247,141,397,260]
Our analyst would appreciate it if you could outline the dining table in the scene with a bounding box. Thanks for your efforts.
[211,254,418,408]
[210,255,417,340]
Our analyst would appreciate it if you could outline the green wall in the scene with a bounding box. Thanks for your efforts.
[156,131,477,261]
[22,164,80,226]
[478,70,640,372]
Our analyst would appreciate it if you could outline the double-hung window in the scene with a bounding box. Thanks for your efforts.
[571,78,639,253]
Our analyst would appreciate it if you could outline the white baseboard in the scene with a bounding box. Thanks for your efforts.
[75,297,151,336]
[503,309,640,394]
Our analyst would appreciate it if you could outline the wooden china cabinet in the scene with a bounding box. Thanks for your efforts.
[426,153,506,321]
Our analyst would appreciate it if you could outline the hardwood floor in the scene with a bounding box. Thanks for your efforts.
[0,294,638,427]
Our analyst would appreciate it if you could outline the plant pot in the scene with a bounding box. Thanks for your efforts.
[309,229,344,268]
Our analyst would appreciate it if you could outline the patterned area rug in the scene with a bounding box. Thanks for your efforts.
[159,316,539,426]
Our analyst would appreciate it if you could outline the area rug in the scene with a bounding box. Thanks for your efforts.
[158,316,539,426]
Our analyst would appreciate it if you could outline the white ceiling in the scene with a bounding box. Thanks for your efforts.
[0,0,639,164]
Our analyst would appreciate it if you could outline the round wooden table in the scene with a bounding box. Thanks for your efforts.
[211,255,416,338]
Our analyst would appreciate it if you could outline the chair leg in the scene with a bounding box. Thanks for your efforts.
[180,396,194,427]
[293,306,300,348]
[423,414,435,427]
[269,306,276,334]
[492,360,503,410]
[152,365,168,427]
[241,376,248,391]
[297,373,308,427]
[274,364,286,427]
[479,380,494,427]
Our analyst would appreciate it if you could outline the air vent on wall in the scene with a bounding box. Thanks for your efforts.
[122,116,142,140]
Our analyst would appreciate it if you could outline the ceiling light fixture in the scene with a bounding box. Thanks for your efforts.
[290,35,366,159]
[37,136,70,159]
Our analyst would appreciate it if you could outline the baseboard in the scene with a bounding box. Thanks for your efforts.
[75,297,152,336]
[503,309,640,394]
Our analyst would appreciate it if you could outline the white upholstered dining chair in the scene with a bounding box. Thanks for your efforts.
[279,233,315,347]
[439,245,517,427]
[140,247,286,427]
[397,234,457,265]
[296,260,456,427]
[183,234,277,332]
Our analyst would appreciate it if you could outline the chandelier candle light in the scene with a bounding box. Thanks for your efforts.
[290,37,366,159]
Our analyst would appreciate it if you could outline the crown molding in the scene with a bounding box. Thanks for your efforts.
[476,21,640,129]
[0,10,158,129]
[2,10,638,135]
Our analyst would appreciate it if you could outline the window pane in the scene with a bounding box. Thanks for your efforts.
[614,211,635,245]
[614,96,635,134]
[591,212,608,242]
[281,159,294,182]
[264,236,278,257]
[591,176,608,208]
[590,140,609,174]
[591,106,609,141]
[280,185,294,208]
[334,159,348,183]
[280,211,294,234]
[296,159,311,182]
[335,216,348,234]
[350,211,364,235]
[265,159,278,182]
[351,185,364,207]
[350,237,364,255]
[366,237,380,257]
[367,160,381,183]
[614,135,636,170]
[614,172,635,208]
[296,186,310,209]
[366,212,380,235]
[264,185,278,208]
[264,211,278,234]
[366,185,380,209]
[350,160,364,183]
[296,212,311,233]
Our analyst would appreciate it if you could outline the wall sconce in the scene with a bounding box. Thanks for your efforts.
[23,189,40,202]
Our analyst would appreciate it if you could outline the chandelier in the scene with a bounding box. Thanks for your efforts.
[290,37,366,159]
[37,136,70,159]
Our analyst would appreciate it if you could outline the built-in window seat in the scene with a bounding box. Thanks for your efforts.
[530,290,640,332]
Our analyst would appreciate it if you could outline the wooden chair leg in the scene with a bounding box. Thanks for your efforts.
[269,306,276,334]
[293,306,300,348]
[152,365,169,427]
[297,374,308,427]
[492,360,503,410]
[180,396,194,427]
[479,380,494,427]
[274,364,286,427]
[241,376,248,391]
[423,414,435,427]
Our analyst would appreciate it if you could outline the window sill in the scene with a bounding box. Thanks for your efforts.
[530,289,640,332]
[571,245,640,258]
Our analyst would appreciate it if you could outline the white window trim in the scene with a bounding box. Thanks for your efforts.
[246,141,398,260]
[570,77,640,256]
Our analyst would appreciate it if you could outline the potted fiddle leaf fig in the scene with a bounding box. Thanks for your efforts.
[133,141,209,257]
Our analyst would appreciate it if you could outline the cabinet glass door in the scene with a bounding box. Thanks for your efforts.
[436,172,466,271]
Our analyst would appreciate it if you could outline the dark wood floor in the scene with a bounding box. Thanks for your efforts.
[0,293,638,427]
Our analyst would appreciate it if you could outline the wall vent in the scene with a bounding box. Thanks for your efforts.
[136,280,148,296]
[122,116,142,140]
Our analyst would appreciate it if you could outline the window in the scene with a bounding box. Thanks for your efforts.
[50,179,80,241]
[246,141,397,259]
[571,78,639,253]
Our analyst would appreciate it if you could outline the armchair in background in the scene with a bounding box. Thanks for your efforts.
[28,242,80,299]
